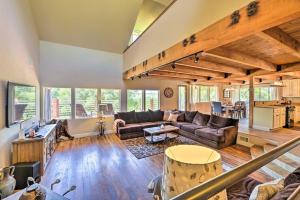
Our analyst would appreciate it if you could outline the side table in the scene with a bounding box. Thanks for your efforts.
[96,121,105,136]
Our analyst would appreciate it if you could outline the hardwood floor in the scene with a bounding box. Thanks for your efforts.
[40,133,279,200]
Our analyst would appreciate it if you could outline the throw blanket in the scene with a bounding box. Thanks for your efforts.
[113,119,125,133]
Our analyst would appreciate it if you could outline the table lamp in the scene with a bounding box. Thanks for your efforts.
[161,145,227,200]
[98,104,108,120]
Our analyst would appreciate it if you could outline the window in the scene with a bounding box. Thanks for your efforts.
[49,88,72,119]
[75,88,97,118]
[239,87,249,101]
[178,86,187,111]
[209,86,218,101]
[254,87,278,101]
[145,90,160,110]
[191,85,219,103]
[14,85,36,121]
[127,90,143,111]
[100,89,121,113]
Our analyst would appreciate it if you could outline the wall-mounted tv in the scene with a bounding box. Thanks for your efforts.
[6,82,37,127]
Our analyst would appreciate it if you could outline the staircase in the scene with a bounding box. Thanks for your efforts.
[250,144,300,180]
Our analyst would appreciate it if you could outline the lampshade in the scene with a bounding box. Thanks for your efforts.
[161,145,227,200]
[98,104,108,116]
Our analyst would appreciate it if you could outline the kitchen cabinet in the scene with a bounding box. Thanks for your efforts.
[253,106,285,131]
[282,79,300,97]
[295,106,300,122]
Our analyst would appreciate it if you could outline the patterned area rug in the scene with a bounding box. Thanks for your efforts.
[122,136,199,159]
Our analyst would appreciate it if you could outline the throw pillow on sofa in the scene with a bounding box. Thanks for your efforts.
[284,167,300,187]
[177,112,185,122]
[168,113,179,122]
[163,111,171,121]
[192,112,210,126]
[117,110,136,124]
[249,178,284,200]
[184,111,197,123]
[136,111,151,123]
[148,109,164,122]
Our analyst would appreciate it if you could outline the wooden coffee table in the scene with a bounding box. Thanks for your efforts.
[143,125,179,144]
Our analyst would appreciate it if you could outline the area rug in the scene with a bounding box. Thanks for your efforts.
[122,136,199,159]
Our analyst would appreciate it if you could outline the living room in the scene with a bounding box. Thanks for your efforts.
[1,0,300,199]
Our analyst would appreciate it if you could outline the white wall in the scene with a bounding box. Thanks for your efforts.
[0,0,40,167]
[123,0,252,70]
[39,41,186,136]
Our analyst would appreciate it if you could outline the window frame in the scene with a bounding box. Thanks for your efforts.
[126,89,161,112]
[99,88,121,113]
[75,88,98,119]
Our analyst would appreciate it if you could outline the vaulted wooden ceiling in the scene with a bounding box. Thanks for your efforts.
[124,0,300,85]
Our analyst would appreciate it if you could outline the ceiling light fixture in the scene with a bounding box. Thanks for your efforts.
[193,79,197,82]
[171,63,176,69]
[194,54,200,63]
[131,77,134,80]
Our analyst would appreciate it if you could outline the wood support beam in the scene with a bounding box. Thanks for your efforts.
[176,59,246,75]
[159,65,225,78]
[203,48,276,71]
[255,27,300,59]
[249,76,254,128]
[149,71,207,81]
[123,0,300,79]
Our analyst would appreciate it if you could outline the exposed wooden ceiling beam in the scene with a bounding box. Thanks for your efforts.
[123,0,300,79]
[176,59,246,75]
[159,65,225,78]
[148,75,192,82]
[149,71,207,81]
[203,47,276,71]
[255,27,300,59]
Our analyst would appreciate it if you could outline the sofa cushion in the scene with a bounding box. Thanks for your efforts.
[195,127,225,143]
[177,112,185,122]
[148,110,164,122]
[135,111,151,123]
[208,115,234,129]
[118,110,136,124]
[172,122,191,128]
[184,111,197,123]
[118,124,143,134]
[270,183,300,200]
[192,112,210,126]
[284,167,300,187]
[181,124,205,133]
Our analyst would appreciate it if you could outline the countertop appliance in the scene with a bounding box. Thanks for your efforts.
[284,105,295,128]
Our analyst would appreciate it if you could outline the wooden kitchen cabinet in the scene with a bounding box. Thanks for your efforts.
[295,106,300,122]
[254,106,286,130]
[282,79,300,97]
[12,124,56,175]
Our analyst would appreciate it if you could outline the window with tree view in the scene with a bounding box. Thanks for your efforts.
[50,88,72,119]
[75,88,97,118]
[254,87,277,101]
[127,90,143,111]
[100,89,121,113]
[145,90,160,110]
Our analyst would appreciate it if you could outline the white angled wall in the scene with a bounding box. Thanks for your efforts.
[123,0,252,70]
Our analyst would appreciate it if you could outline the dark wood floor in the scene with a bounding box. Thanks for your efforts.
[41,134,274,200]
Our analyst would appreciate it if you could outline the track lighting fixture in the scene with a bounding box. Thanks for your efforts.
[194,53,200,63]
[279,76,283,81]
[259,78,262,83]
[193,79,197,82]
[171,63,176,69]
[242,80,246,84]
[131,77,134,80]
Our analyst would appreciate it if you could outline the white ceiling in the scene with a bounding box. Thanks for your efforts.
[29,0,143,53]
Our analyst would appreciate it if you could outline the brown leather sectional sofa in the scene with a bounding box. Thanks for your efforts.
[114,110,239,149]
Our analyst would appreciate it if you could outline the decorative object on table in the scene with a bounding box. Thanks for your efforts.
[160,123,165,129]
[18,121,25,140]
[164,87,174,98]
[0,166,16,199]
[14,162,40,190]
[122,136,198,159]
[161,145,227,200]
[50,119,74,141]
[19,177,46,200]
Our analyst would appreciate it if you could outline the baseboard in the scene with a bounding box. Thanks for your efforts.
[72,130,115,138]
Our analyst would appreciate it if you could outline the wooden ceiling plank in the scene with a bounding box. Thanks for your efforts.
[255,27,300,59]
[203,47,276,71]
[124,0,300,79]
[176,59,246,75]
[158,65,224,78]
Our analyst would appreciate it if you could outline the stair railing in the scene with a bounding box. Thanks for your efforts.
[171,136,300,200]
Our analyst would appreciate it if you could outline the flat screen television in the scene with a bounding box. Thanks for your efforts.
[6,82,37,127]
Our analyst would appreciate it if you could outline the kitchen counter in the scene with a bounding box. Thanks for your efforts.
[253,106,285,131]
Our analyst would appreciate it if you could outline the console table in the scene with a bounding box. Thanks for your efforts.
[12,124,57,175]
